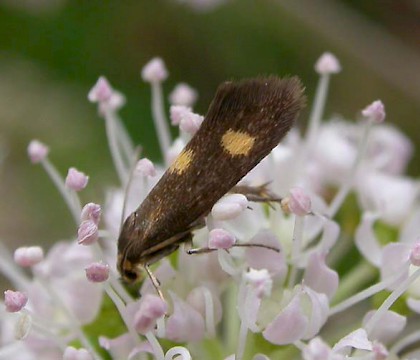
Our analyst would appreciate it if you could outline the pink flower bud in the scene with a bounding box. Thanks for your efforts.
[141,57,168,83]
[314,52,341,75]
[179,111,204,135]
[87,76,113,103]
[362,100,385,123]
[14,246,44,267]
[4,290,28,312]
[27,140,49,163]
[136,158,157,177]
[85,262,110,283]
[99,90,126,115]
[169,83,198,106]
[65,167,89,191]
[211,194,248,220]
[78,220,99,245]
[410,242,420,266]
[81,203,101,225]
[170,105,191,125]
[285,187,312,216]
[63,346,93,360]
[245,268,272,298]
[208,228,236,249]
[134,294,167,335]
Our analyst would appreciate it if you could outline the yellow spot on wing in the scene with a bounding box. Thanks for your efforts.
[169,149,194,174]
[221,129,255,156]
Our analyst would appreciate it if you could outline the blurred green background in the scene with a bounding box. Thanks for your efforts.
[0,0,419,261]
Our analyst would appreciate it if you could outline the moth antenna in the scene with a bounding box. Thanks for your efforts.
[144,264,165,302]
[119,146,142,232]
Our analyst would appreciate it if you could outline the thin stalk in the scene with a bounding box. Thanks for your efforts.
[332,261,377,304]
[145,332,165,360]
[104,283,140,345]
[104,110,129,185]
[0,242,30,289]
[288,216,305,288]
[151,82,171,165]
[365,267,420,335]
[224,283,239,354]
[304,74,330,157]
[41,158,81,223]
[330,269,405,315]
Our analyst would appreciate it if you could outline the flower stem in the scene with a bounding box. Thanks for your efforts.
[104,283,140,345]
[0,242,30,289]
[114,113,135,165]
[151,82,171,165]
[304,74,330,156]
[391,329,420,355]
[41,158,81,224]
[224,282,239,354]
[332,261,377,304]
[327,120,372,218]
[288,216,305,288]
[104,110,129,185]
[330,269,405,315]
[235,315,248,360]
[365,267,420,335]
[145,331,165,360]
[201,286,216,338]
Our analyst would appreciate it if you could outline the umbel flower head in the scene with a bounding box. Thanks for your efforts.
[1,52,419,360]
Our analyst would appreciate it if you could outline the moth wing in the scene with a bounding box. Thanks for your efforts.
[127,76,305,254]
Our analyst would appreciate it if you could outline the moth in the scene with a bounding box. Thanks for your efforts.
[117,76,305,293]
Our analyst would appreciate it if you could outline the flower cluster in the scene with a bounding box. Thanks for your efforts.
[1,53,419,360]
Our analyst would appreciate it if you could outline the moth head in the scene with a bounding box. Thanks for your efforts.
[117,211,145,284]
[117,254,145,284]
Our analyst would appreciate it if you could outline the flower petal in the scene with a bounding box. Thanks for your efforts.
[333,328,372,354]
[166,292,205,342]
[407,297,420,314]
[380,243,410,289]
[363,310,406,344]
[237,279,262,333]
[245,230,286,278]
[356,171,418,226]
[355,212,382,267]
[263,292,308,345]
[304,252,338,299]
[99,334,137,360]
[302,286,329,339]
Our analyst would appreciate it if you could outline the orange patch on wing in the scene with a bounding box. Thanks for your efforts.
[169,149,194,174]
[221,129,255,156]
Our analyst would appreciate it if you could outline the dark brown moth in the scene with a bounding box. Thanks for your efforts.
[117,76,305,291]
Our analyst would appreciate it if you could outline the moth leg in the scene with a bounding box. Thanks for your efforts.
[231,183,282,205]
[144,264,165,303]
[187,246,217,255]
[182,216,208,255]
[183,230,208,255]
